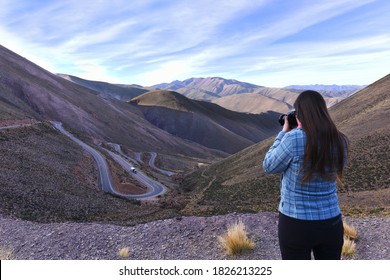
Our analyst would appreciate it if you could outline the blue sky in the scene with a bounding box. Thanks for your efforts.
[1,0,389,87]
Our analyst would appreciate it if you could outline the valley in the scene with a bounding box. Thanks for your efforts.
[0,44,389,260]
[51,121,167,199]
[0,122,182,225]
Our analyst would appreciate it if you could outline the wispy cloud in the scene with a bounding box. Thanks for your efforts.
[1,0,389,86]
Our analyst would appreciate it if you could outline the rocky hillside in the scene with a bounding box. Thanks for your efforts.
[0,45,226,170]
[57,74,150,101]
[0,123,182,225]
[154,77,264,100]
[131,90,280,153]
[181,73,390,217]
[1,212,388,260]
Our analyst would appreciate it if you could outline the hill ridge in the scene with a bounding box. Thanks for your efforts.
[130,89,280,153]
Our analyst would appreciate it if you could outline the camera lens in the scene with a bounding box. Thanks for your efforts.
[278,111,298,129]
[287,111,298,128]
[278,114,286,126]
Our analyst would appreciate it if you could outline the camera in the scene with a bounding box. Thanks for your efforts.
[278,111,298,129]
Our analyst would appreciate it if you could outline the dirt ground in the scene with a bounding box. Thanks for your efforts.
[339,188,390,217]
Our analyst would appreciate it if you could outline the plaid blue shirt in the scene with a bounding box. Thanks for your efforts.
[263,129,341,220]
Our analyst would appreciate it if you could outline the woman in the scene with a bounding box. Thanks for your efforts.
[263,90,348,260]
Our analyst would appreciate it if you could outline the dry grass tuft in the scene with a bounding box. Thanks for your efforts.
[218,219,255,255]
[342,220,358,257]
[118,247,130,258]
[343,221,358,240]
[342,237,356,257]
[0,248,13,260]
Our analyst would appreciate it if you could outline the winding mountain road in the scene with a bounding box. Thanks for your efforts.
[0,124,24,130]
[147,152,175,176]
[109,143,139,165]
[103,148,166,198]
[0,122,40,130]
[109,144,175,176]
[51,121,166,199]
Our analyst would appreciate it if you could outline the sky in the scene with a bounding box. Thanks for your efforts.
[1,0,390,87]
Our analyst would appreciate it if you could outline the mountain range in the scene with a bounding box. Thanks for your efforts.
[0,43,388,228]
[0,45,226,163]
[130,90,279,153]
[285,84,364,96]
[153,77,363,114]
[0,44,224,225]
[58,75,361,154]
[60,75,364,115]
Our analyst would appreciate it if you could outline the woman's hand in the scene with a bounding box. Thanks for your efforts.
[282,115,291,132]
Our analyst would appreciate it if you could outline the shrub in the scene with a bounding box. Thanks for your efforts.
[342,237,356,257]
[343,221,357,240]
[342,220,358,257]
[118,247,130,258]
[0,247,13,260]
[218,219,255,255]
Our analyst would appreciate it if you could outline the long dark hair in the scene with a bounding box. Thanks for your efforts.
[294,90,348,184]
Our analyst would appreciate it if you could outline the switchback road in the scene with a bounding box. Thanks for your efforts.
[51,121,166,199]
[147,152,175,176]
[103,148,166,199]
[110,144,175,177]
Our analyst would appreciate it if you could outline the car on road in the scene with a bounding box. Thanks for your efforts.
[131,167,137,174]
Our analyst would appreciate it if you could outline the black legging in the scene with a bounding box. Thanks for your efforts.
[278,212,344,260]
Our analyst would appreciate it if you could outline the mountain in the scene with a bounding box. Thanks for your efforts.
[285,84,365,96]
[0,44,232,225]
[153,77,264,100]
[330,75,388,141]
[130,90,280,154]
[211,90,293,114]
[285,84,364,107]
[181,73,390,217]
[53,72,283,154]
[154,77,357,114]
[58,75,360,116]
[153,77,296,114]
[57,74,150,101]
[0,45,225,166]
